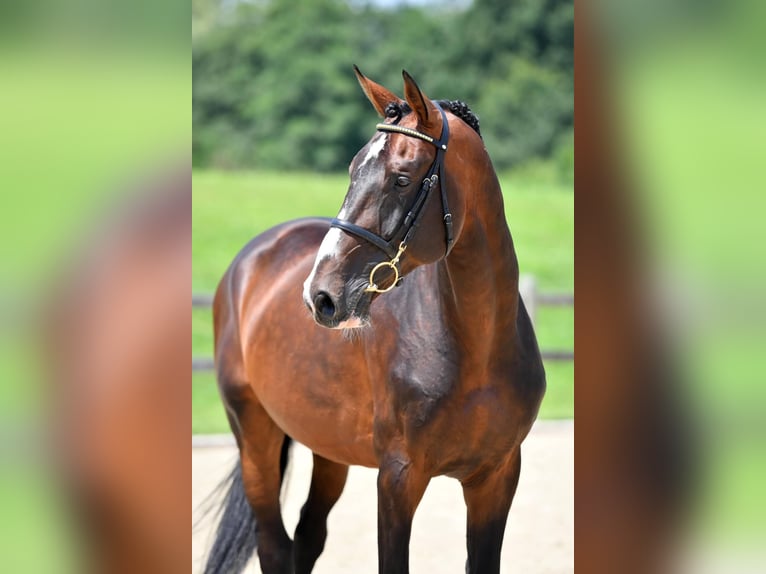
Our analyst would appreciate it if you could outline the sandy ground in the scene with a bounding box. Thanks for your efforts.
[192,419,573,573]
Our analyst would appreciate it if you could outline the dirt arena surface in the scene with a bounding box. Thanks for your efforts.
[192,419,573,573]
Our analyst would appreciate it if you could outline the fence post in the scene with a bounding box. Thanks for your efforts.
[519,274,537,327]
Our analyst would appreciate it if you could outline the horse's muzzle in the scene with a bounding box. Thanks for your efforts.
[304,286,370,330]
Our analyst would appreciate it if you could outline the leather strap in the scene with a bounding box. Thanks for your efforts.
[330,102,453,259]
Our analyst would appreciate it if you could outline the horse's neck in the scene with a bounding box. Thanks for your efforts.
[437,179,519,356]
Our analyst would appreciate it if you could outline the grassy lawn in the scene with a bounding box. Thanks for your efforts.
[192,167,573,433]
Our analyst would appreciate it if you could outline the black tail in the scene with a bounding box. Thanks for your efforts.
[203,436,293,574]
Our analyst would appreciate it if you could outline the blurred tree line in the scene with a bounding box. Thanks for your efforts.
[193,0,572,177]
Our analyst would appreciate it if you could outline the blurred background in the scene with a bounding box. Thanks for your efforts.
[576,0,766,572]
[192,0,573,174]
[0,0,188,572]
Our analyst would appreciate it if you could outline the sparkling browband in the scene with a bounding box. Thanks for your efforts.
[375,123,447,150]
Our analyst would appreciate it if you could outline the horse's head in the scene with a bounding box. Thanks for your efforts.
[304,67,476,329]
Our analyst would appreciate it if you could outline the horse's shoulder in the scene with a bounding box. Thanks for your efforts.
[233,217,330,266]
[218,217,326,286]
[214,218,329,330]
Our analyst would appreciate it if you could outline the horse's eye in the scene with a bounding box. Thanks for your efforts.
[395,176,411,187]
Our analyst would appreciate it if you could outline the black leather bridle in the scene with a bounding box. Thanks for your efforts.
[330,102,453,292]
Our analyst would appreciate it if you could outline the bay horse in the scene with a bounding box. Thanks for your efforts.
[204,67,545,574]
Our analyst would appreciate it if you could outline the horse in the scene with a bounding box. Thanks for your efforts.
[204,67,545,574]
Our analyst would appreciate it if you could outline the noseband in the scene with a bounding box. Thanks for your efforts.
[330,102,453,293]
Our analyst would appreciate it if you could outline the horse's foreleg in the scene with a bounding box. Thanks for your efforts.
[461,448,522,574]
[234,396,294,574]
[376,458,430,574]
[293,454,349,574]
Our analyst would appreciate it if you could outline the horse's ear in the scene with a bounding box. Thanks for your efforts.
[402,69,439,130]
[354,65,401,118]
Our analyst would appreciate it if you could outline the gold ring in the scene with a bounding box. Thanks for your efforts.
[364,261,400,293]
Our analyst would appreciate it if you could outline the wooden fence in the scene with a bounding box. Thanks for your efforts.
[192,275,572,371]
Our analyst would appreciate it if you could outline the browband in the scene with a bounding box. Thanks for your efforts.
[375,123,447,150]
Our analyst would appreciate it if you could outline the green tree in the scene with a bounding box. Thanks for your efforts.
[192,0,573,173]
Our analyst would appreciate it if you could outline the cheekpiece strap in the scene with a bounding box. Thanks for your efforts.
[330,102,453,272]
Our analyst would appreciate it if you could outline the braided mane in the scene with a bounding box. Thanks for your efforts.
[384,100,481,138]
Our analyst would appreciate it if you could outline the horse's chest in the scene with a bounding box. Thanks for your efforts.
[376,368,519,476]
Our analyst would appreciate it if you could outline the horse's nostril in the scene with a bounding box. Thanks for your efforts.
[313,291,336,320]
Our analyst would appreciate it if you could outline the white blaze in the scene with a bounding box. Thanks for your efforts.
[303,133,386,311]
[303,212,347,306]
[358,133,387,170]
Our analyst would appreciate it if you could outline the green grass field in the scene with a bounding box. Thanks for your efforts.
[192,167,573,433]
